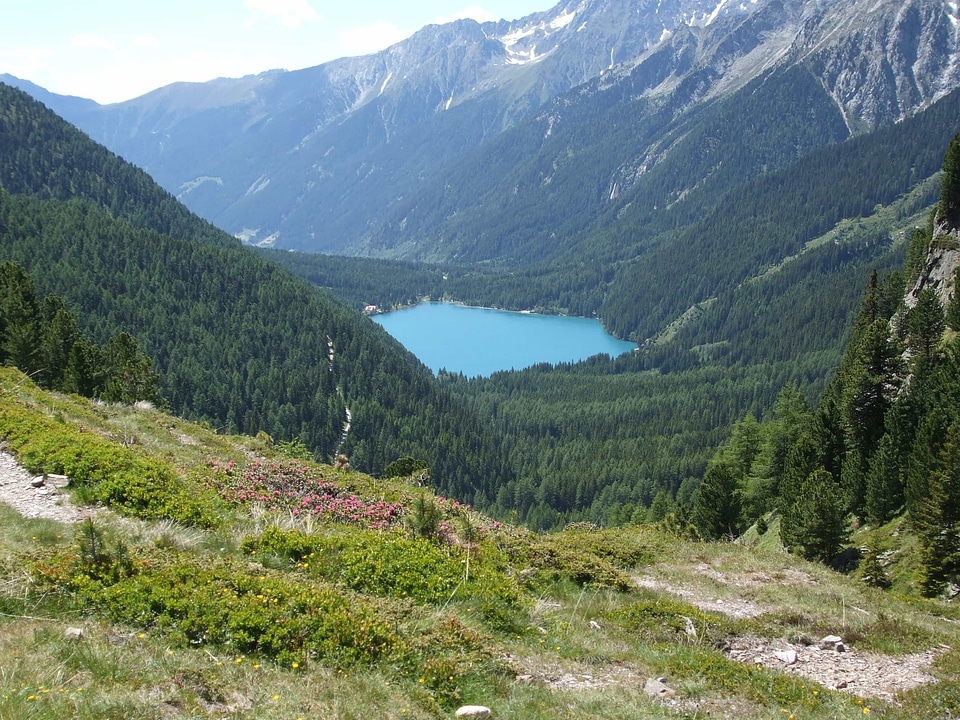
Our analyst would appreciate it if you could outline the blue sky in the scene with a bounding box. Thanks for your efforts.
[0,0,554,104]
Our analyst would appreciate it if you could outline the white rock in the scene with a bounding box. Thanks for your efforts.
[775,650,798,664]
[455,706,491,719]
[820,634,842,648]
[64,627,84,640]
[589,620,602,630]
[643,677,675,698]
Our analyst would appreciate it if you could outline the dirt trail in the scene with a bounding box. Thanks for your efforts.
[0,450,92,523]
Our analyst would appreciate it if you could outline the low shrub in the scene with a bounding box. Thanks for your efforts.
[497,532,634,591]
[243,526,523,614]
[40,551,401,668]
[0,396,217,526]
[608,592,742,645]
[217,459,404,530]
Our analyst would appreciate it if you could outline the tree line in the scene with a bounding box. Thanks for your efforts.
[688,134,960,596]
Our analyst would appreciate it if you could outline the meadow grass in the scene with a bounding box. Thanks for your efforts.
[1,367,960,718]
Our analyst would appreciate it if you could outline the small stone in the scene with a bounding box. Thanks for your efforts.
[819,634,842,649]
[31,476,45,488]
[65,627,84,640]
[589,620,602,630]
[644,677,676,698]
[455,706,491,719]
[48,473,70,487]
[775,650,798,665]
[835,680,848,689]
[753,656,764,665]
[516,674,534,683]
[835,642,846,653]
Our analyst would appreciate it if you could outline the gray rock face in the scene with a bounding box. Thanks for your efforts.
[801,0,960,130]
[6,0,958,257]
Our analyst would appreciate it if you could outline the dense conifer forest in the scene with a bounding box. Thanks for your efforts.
[690,133,960,589]
[3,78,960,568]
[0,83,511,503]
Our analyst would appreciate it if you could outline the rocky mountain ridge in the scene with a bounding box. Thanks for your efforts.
[4,0,958,258]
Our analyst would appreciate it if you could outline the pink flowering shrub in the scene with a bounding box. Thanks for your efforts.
[214,459,404,530]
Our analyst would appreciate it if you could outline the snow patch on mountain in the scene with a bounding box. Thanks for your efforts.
[245,175,271,196]
[497,7,578,65]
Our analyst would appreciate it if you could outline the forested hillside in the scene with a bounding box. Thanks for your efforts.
[272,109,948,529]
[689,133,960,594]
[0,83,511,501]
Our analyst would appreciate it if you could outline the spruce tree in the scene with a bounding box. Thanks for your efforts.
[691,461,742,541]
[781,468,849,563]
[915,422,960,596]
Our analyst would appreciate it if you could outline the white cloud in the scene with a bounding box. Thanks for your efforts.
[244,0,320,29]
[0,46,56,86]
[133,35,161,48]
[70,34,116,51]
[338,21,412,57]
[433,6,501,24]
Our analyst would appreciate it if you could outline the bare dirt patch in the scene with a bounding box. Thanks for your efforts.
[725,635,944,702]
[513,655,643,691]
[0,450,93,523]
[633,573,770,619]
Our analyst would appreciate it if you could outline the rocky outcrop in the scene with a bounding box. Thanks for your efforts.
[801,0,960,130]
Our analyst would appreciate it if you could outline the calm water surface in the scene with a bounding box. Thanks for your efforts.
[372,302,635,377]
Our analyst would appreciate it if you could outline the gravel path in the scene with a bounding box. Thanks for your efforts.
[0,450,92,523]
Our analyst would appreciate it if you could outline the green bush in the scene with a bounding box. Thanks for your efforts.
[51,553,401,668]
[243,526,524,621]
[498,532,635,591]
[244,526,462,603]
[0,395,217,526]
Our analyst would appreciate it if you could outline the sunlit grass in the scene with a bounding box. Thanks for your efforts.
[2,367,960,718]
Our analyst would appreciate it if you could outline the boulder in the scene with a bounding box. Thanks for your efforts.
[775,650,798,665]
[819,635,842,647]
[455,706,491,719]
[643,677,675,698]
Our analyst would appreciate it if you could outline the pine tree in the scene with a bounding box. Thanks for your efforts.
[947,268,960,332]
[905,287,944,367]
[691,461,742,540]
[915,422,960,596]
[839,318,901,516]
[38,295,80,390]
[101,332,161,404]
[0,261,40,375]
[938,132,960,229]
[781,468,849,562]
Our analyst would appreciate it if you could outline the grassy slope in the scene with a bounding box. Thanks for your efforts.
[0,366,958,720]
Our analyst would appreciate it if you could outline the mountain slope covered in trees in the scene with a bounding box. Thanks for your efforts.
[689,133,960,595]
[0,83,511,502]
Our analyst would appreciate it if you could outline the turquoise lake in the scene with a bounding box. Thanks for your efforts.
[371,302,636,377]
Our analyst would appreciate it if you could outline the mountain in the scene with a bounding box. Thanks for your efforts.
[4,0,957,261]
[0,82,511,502]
